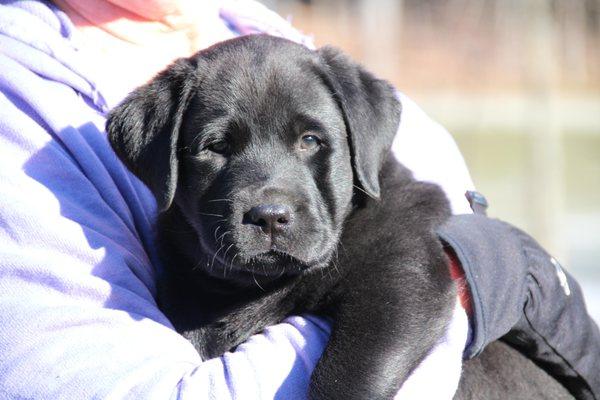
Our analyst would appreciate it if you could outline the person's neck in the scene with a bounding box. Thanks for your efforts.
[54,0,220,49]
[53,0,225,100]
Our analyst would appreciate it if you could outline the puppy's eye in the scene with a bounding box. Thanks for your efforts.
[206,141,229,155]
[299,134,322,151]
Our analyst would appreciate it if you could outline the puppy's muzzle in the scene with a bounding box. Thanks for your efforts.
[244,204,293,237]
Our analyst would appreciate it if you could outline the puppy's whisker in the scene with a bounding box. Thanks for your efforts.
[333,247,342,268]
[277,266,285,279]
[352,184,377,200]
[207,198,233,204]
[252,272,266,292]
[229,252,239,273]
[213,225,221,242]
[331,259,342,278]
[198,212,224,218]
[210,244,226,273]
[223,243,235,262]
[218,231,231,246]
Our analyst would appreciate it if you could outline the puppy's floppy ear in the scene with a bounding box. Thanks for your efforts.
[317,46,401,199]
[106,58,197,211]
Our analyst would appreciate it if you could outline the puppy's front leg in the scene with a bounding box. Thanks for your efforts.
[310,243,456,400]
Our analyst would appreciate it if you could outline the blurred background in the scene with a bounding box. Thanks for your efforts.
[262,0,600,321]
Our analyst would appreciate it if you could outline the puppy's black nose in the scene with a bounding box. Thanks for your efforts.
[245,204,292,235]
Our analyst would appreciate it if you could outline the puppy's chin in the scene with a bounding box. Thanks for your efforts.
[200,245,333,285]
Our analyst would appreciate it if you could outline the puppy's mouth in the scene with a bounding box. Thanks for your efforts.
[192,200,336,281]
[216,246,308,276]
[247,249,297,267]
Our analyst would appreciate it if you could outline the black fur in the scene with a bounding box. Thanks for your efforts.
[455,341,573,399]
[106,34,542,399]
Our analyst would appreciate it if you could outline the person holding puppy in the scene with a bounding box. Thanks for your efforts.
[0,0,598,399]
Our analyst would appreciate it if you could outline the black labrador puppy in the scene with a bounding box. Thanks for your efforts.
[107,34,456,399]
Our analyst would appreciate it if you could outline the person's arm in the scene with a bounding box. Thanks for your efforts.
[0,36,333,398]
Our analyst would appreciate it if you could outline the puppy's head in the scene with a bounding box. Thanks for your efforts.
[107,35,400,282]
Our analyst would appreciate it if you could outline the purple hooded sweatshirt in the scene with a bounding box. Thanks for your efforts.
[0,1,474,398]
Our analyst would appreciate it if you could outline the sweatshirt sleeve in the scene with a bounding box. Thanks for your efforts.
[0,45,330,400]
